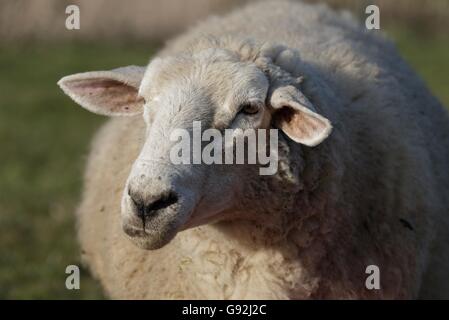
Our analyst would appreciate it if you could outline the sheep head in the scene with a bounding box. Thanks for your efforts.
[58,41,332,250]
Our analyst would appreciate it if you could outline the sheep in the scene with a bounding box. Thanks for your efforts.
[57,0,449,299]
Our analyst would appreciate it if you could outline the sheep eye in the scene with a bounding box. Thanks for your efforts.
[239,103,260,115]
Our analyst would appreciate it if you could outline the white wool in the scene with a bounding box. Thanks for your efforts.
[66,1,449,299]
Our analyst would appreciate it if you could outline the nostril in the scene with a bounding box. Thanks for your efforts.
[129,191,145,219]
[128,189,178,220]
[146,192,178,215]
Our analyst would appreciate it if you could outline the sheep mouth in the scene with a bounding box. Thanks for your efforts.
[122,218,182,250]
[121,205,193,250]
[123,223,180,250]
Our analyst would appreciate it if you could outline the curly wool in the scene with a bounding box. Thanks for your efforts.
[76,1,449,299]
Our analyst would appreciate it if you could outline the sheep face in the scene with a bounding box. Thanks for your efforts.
[58,47,332,250]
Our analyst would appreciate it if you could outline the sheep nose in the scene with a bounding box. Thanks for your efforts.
[128,189,179,222]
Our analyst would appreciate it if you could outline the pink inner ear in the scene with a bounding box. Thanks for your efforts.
[67,78,144,114]
[274,106,330,145]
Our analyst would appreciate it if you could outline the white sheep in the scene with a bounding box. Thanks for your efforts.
[58,1,449,299]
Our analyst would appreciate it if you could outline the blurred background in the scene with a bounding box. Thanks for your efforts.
[0,0,448,299]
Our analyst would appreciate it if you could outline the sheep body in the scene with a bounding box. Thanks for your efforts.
[77,1,449,298]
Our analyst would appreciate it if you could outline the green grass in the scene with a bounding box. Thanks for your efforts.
[0,41,155,299]
[0,30,447,299]
[386,27,449,107]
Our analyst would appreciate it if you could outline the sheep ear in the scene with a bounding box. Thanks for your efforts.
[57,65,146,116]
[270,85,332,147]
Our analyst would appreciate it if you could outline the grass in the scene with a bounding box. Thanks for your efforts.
[386,27,449,106]
[0,30,447,299]
[0,41,155,299]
